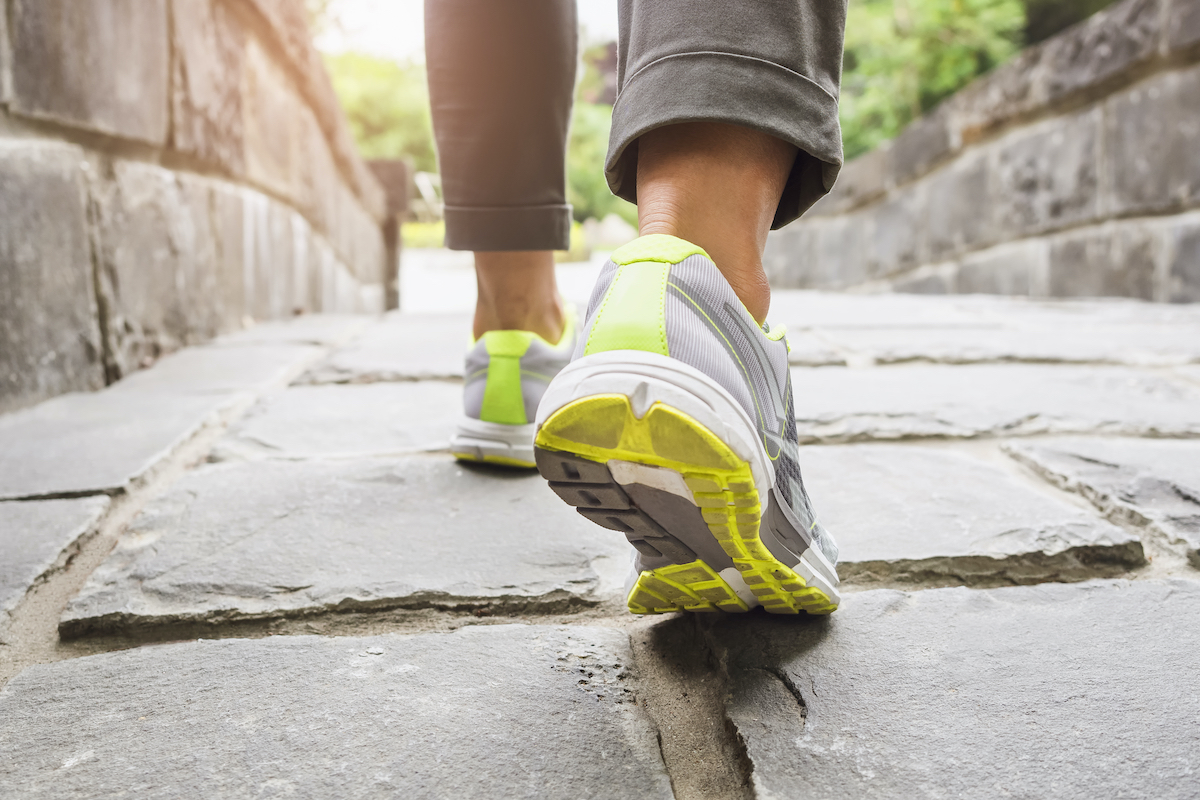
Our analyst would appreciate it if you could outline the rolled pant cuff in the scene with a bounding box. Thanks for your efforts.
[606,52,844,229]
[443,204,574,251]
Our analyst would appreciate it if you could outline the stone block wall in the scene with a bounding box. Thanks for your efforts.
[765,0,1200,302]
[0,0,388,414]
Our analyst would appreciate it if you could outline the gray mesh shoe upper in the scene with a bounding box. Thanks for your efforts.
[463,312,577,425]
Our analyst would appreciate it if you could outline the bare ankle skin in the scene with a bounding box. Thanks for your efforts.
[472,250,564,342]
[635,121,797,324]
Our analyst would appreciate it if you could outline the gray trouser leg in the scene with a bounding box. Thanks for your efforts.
[425,0,576,251]
[610,0,848,228]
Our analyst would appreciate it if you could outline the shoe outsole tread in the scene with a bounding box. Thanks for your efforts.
[535,393,838,616]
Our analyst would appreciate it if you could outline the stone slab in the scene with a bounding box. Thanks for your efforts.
[710,579,1200,800]
[216,382,461,460]
[0,497,109,636]
[211,314,369,348]
[768,291,984,329]
[9,0,170,144]
[790,364,1200,443]
[0,141,104,415]
[801,444,1142,584]
[0,343,319,500]
[816,321,1200,366]
[298,312,470,384]
[1006,437,1200,566]
[0,626,673,799]
[62,457,628,634]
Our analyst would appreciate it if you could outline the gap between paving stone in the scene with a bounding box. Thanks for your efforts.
[0,318,371,688]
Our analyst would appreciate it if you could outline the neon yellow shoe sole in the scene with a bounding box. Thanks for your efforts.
[535,393,838,616]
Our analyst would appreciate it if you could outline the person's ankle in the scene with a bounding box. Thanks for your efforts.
[473,297,564,343]
[473,251,564,342]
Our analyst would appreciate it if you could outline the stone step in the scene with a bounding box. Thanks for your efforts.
[60,457,628,636]
[0,626,672,799]
[707,579,1200,799]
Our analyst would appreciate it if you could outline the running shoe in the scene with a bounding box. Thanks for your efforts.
[533,235,840,614]
[451,308,577,468]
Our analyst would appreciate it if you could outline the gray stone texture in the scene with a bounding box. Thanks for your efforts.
[790,363,1200,443]
[62,456,628,634]
[1167,215,1200,302]
[0,496,109,635]
[9,0,169,144]
[216,382,461,460]
[169,0,246,176]
[802,444,1143,584]
[1047,222,1158,299]
[955,238,1050,295]
[0,627,673,799]
[212,314,368,347]
[0,341,318,500]
[1107,64,1200,217]
[299,313,470,384]
[710,579,1200,800]
[0,141,104,415]
[91,162,250,379]
[1169,0,1200,52]
[891,108,953,185]
[1006,437,1200,565]
[1041,0,1161,103]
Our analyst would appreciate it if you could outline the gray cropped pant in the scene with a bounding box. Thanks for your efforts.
[425,0,847,252]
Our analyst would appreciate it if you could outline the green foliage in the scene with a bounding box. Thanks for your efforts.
[568,102,637,226]
[322,52,438,173]
[840,0,1025,159]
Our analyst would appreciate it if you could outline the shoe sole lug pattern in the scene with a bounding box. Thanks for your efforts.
[535,393,838,616]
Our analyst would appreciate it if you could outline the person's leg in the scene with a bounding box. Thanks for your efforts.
[424,0,577,343]
[609,0,848,323]
[534,0,847,616]
[636,122,797,324]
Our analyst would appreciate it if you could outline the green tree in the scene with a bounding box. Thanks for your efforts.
[840,0,1025,159]
[322,52,438,173]
[568,102,637,225]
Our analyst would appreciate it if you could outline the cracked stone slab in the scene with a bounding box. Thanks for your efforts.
[816,323,1200,367]
[0,497,108,639]
[785,331,847,367]
[0,626,673,799]
[215,382,462,460]
[0,344,321,499]
[769,291,983,329]
[62,457,628,635]
[1005,437,1200,567]
[791,364,1200,443]
[298,312,470,384]
[800,444,1142,584]
[709,579,1200,800]
[211,314,370,347]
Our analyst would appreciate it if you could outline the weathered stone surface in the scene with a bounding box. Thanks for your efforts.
[993,109,1101,238]
[925,150,995,261]
[809,143,892,216]
[816,320,1200,366]
[9,0,169,144]
[0,141,104,415]
[216,382,460,460]
[785,332,847,367]
[955,238,1050,295]
[0,497,109,636]
[710,579,1200,800]
[92,162,253,377]
[0,342,318,500]
[169,0,246,176]
[803,443,1142,583]
[769,290,981,329]
[1107,64,1200,217]
[1047,222,1158,299]
[242,36,304,209]
[1169,0,1200,52]
[1042,0,1161,103]
[0,627,673,799]
[1166,214,1200,302]
[0,0,11,103]
[891,108,953,185]
[790,363,1200,443]
[1006,437,1200,565]
[62,457,628,633]
[212,314,368,347]
[299,313,470,384]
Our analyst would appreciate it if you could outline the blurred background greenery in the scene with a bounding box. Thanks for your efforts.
[311,0,1118,232]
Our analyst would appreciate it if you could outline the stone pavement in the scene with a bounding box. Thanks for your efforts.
[2,284,1200,798]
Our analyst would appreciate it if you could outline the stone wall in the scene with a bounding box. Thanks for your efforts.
[0,0,389,414]
[765,0,1200,302]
